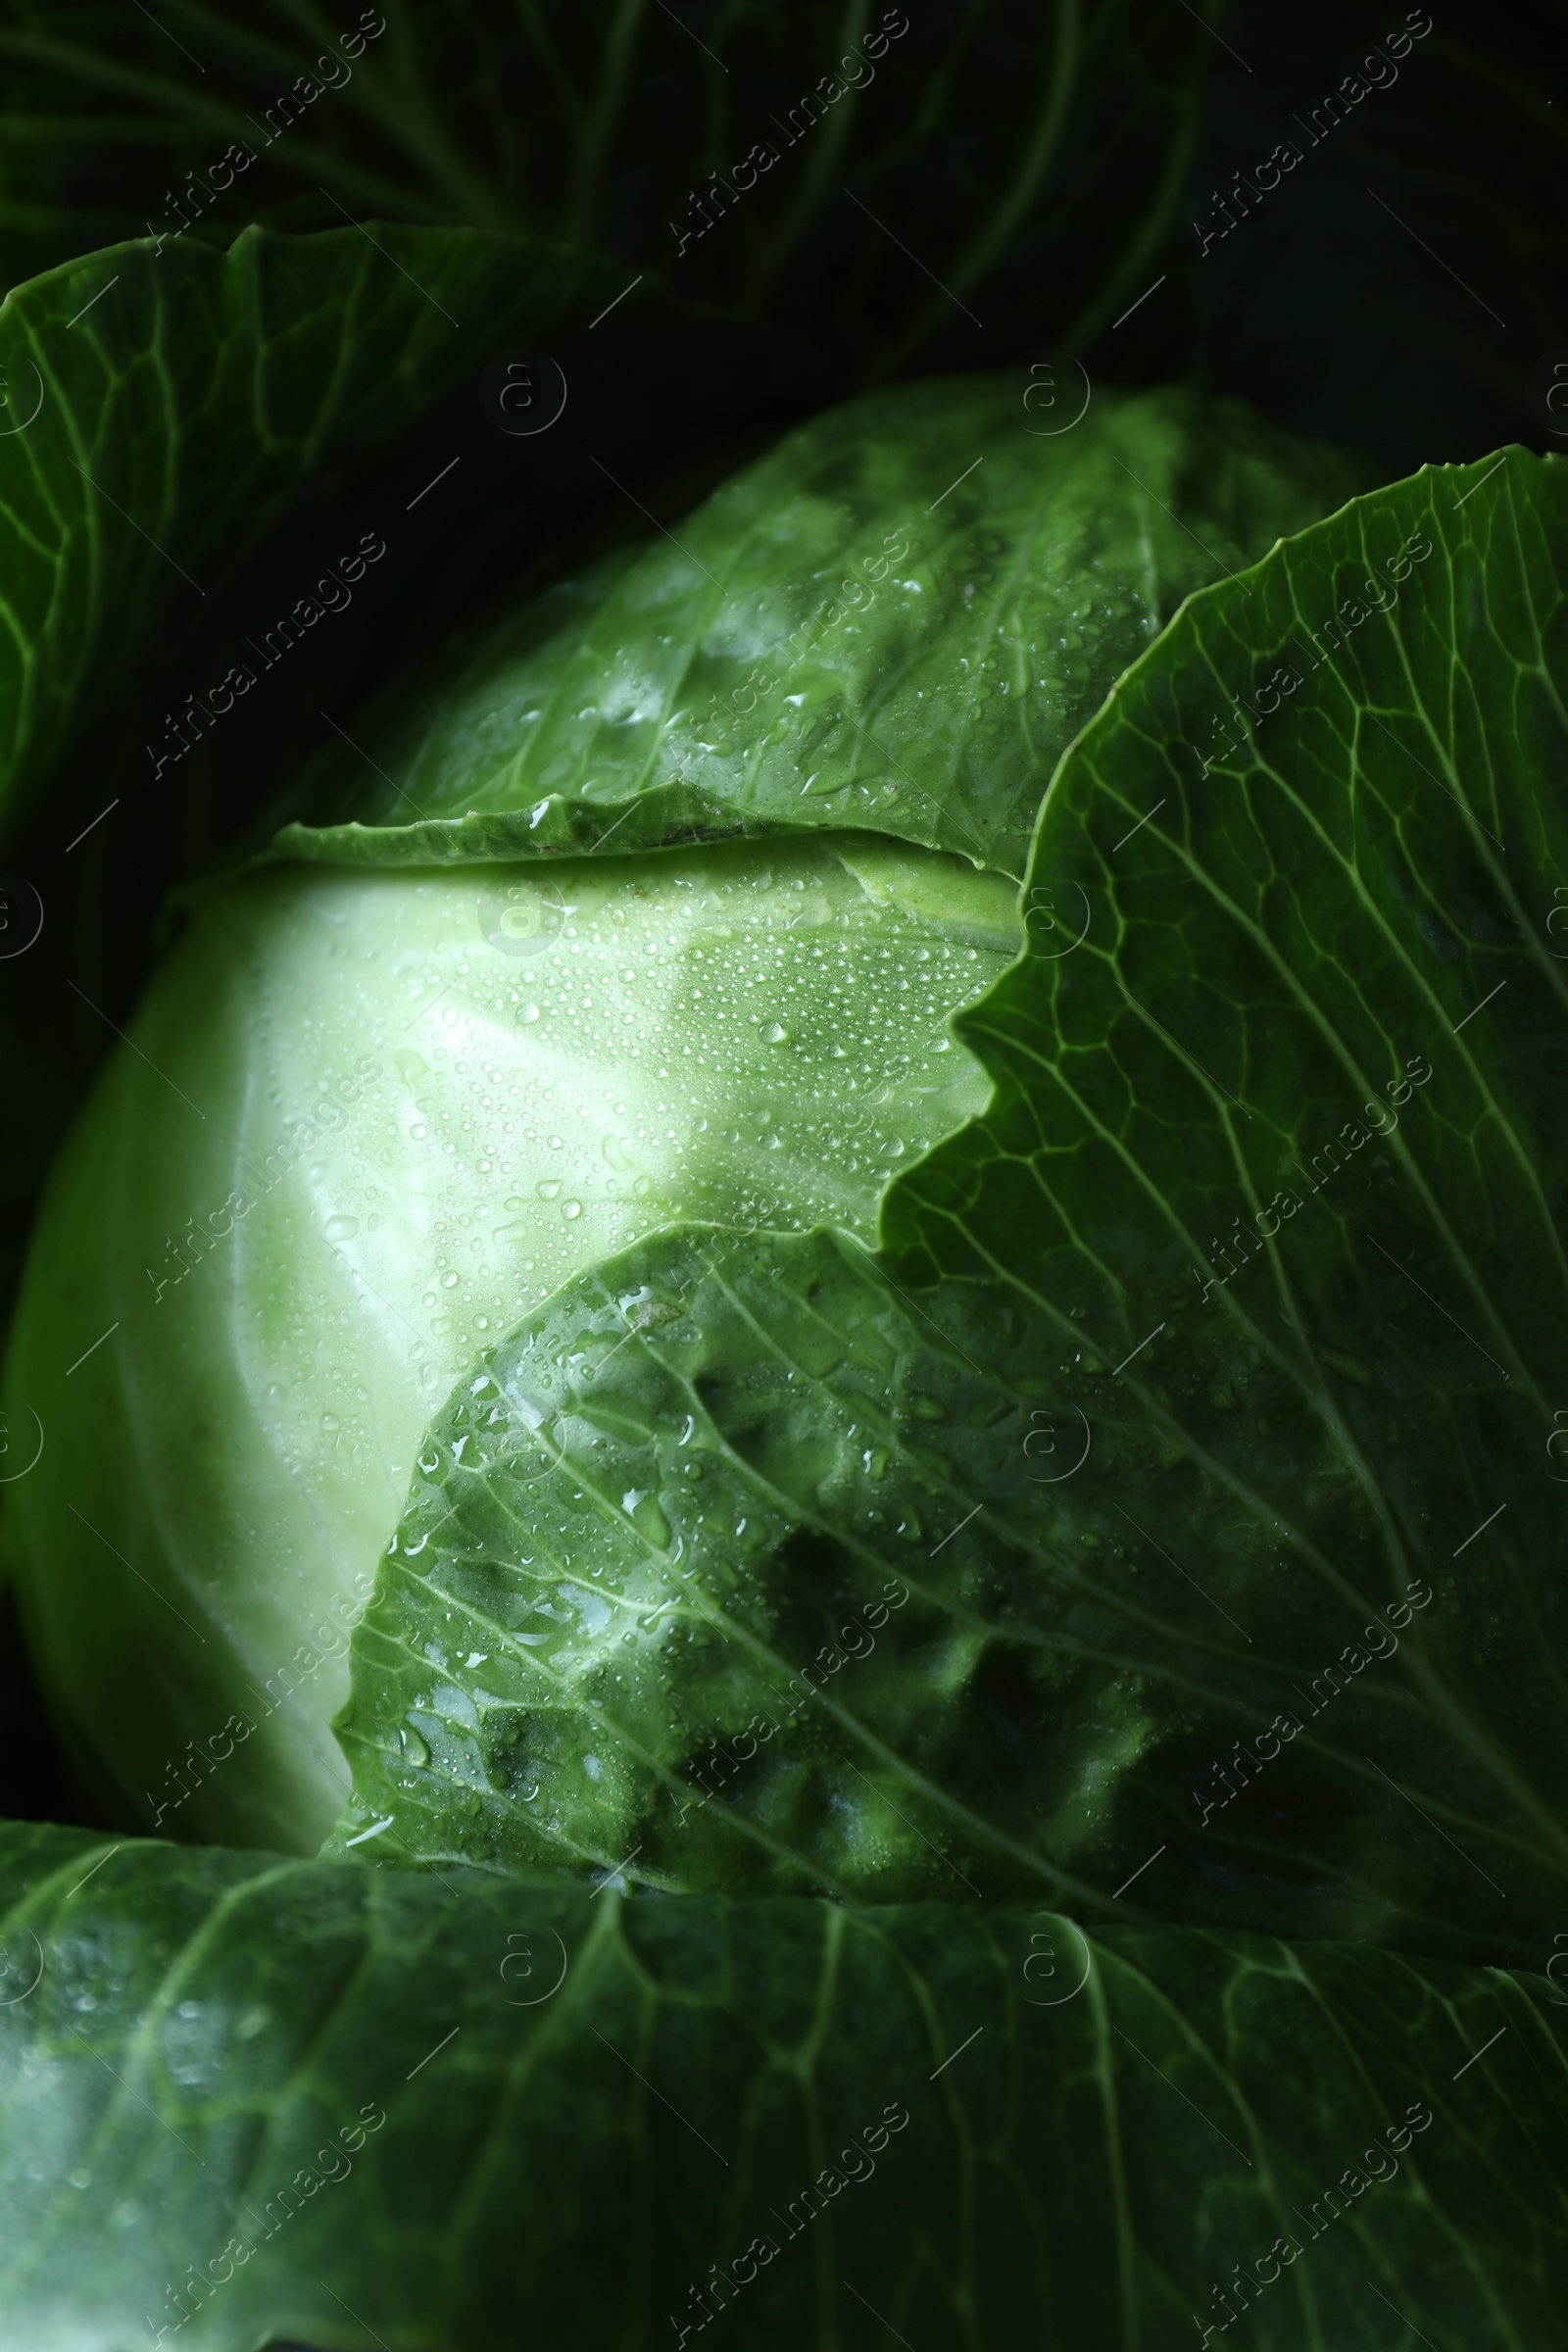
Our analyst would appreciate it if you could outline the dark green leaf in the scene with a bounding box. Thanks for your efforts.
[2,1820,1564,2348]
[0,225,624,849]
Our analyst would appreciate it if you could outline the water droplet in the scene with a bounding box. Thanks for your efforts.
[562,1199,583,1220]
[320,1412,341,1436]
[628,1494,672,1548]
[442,1270,460,1289]
[537,1179,562,1200]
[400,1723,430,1767]
[410,1122,427,1142]
[759,1019,788,1044]
[325,1213,359,1242]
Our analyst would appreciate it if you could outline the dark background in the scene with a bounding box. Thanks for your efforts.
[0,1,1557,469]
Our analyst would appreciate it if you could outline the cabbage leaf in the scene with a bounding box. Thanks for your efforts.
[0,1819,1563,2351]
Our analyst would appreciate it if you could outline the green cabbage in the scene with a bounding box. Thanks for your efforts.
[3,210,1566,2352]
[3,377,1355,1853]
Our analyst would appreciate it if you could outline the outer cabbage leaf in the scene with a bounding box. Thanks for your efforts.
[0,1820,1564,2350]
[273,380,1365,881]
[327,446,1568,1969]
[0,226,635,850]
